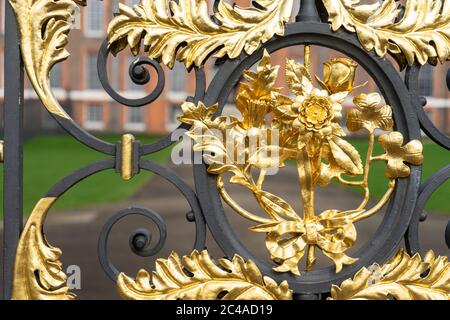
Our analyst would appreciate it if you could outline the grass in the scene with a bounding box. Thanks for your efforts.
[347,138,450,214]
[0,134,174,216]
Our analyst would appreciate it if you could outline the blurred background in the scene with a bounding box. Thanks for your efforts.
[0,0,448,299]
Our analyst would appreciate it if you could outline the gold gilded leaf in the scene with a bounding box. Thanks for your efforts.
[108,0,294,68]
[117,250,292,300]
[286,59,312,95]
[328,136,364,175]
[254,190,299,221]
[12,198,75,300]
[8,0,86,119]
[347,93,393,133]
[330,249,450,300]
[322,0,450,68]
[377,132,424,179]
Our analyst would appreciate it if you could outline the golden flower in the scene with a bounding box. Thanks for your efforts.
[346,93,393,133]
[317,58,359,94]
[236,50,288,128]
[289,78,348,142]
[378,132,424,179]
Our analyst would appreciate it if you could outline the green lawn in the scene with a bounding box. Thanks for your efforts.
[0,134,173,216]
[347,138,450,214]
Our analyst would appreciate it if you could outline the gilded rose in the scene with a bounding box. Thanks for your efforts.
[317,58,358,94]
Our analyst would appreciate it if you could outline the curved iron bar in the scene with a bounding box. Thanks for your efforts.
[98,39,207,155]
[405,165,450,254]
[405,64,450,150]
[194,21,422,294]
[139,159,206,250]
[98,206,167,281]
[46,159,116,198]
[98,40,165,108]
[96,159,206,282]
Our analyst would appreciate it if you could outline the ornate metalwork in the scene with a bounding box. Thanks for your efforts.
[330,249,450,300]
[179,48,423,275]
[12,197,73,300]
[322,0,450,68]
[117,250,292,300]
[107,0,294,68]
[3,0,448,300]
[120,134,136,181]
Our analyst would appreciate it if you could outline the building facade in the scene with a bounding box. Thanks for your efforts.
[0,0,449,136]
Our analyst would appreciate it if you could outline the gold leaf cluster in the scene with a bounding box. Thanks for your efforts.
[108,0,293,68]
[330,249,450,300]
[117,250,292,300]
[322,0,450,68]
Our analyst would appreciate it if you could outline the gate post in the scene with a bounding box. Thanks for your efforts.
[2,0,24,300]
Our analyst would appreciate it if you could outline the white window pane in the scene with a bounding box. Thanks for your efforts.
[128,108,143,123]
[86,0,104,34]
[86,53,102,89]
[170,62,186,93]
[86,104,103,122]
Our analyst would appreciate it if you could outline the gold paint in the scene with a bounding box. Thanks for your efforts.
[121,134,135,181]
[330,249,450,300]
[107,0,294,68]
[322,0,450,68]
[8,0,86,118]
[12,197,75,300]
[117,250,292,300]
[179,48,424,275]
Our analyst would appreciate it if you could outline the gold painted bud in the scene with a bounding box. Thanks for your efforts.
[320,58,358,94]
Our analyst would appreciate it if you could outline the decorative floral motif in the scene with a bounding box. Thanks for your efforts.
[378,132,424,179]
[179,48,423,276]
[346,93,394,133]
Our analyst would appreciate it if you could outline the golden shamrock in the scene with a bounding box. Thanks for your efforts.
[346,93,394,133]
[378,132,424,179]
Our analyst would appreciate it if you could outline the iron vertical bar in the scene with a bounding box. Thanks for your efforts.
[2,1,24,300]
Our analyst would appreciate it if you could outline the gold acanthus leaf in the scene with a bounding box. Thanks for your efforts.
[322,0,450,67]
[107,0,294,68]
[8,0,86,119]
[330,249,450,300]
[12,198,75,300]
[117,250,292,300]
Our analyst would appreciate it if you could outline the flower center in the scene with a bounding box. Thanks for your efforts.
[305,104,328,124]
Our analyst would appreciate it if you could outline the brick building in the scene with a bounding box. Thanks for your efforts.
[0,0,449,136]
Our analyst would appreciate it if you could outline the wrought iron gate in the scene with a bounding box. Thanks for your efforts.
[2,0,450,300]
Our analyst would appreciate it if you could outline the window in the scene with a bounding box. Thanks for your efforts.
[167,104,182,130]
[128,108,143,123]
[86,53,102,89]
[419,65,434,97]
[125,107,146,131]
[85,0,103,36]
[170,62,186,93]
[50,63,63,88]
[84,104,103,130]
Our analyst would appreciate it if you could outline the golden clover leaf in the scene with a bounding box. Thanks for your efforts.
[378,132,424,179]
[346,93,394,133]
